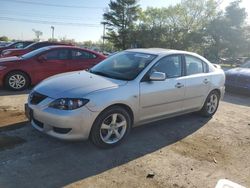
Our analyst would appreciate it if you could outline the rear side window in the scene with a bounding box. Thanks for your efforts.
[71,49,96,60]
[185,55,207,75]
[43,49,69,60]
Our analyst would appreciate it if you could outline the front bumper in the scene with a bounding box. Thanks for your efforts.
[25,99,99,140]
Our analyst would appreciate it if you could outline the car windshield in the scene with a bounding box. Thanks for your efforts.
[5,42,15,47]
[24,42,38,49]
[89,51,156,80]
[21,47,50,59]
[241,61,250,68]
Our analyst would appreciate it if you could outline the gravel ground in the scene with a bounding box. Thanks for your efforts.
[0,90,249,188]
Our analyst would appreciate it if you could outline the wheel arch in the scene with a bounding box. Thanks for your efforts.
[89,103,135,138]
[210,88,221,99]
[98,103,134,125]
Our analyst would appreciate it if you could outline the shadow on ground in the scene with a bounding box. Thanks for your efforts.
[223,91,250,107]
[0,87,31,96]
[0,114,210,188]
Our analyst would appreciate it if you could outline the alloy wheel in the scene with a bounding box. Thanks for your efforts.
[8,74,26,89]
[206,93,218,114]
[99,113,127,144]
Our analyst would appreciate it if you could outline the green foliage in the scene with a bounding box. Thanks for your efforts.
[103,0,140,49]
[102,0,249,62]
[205,0,248,61]
[135,0,218,54]
[0,36,9,41]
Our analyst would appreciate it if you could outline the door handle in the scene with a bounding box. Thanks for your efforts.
[203,79,209,84]
[175,83,184,88]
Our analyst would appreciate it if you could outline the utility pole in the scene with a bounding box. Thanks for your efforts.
[51,26,55,40]
[101,22,108,52]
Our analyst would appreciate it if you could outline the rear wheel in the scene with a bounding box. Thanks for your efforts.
[90,106,132,148]
[199,90,220,117]
[5,71,30,91]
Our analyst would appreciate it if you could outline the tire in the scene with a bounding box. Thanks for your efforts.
[4,71,30,91]
[199,90,220,117]
[90,106,132,148]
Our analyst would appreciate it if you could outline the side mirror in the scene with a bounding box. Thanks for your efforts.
[37,56,46,62]
[149,71,166,81]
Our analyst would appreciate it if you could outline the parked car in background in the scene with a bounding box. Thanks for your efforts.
[0,41,11,47]
[0,41,71,58]
[0,41,34,54]
[25,48,225,148]
[0,46,106,90]
[225,61,250,94]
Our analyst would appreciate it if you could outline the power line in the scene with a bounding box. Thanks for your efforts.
[0,0,105,9]
[0,9,100,21]
[0,16,102,27]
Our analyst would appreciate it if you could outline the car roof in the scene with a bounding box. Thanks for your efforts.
[40,45,102,55]
[126,48,199,56]
[45,45,91,50]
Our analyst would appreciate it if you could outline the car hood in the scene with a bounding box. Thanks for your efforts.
[34,71,128,99]
[225,68,250,76]
[0,56,22,64]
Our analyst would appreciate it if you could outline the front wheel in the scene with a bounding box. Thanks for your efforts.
[90,106,132,148]
[199,90,220,117]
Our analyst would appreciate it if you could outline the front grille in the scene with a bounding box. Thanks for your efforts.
[53,127,72,134]
[30,92,47,105]
[33,117,44,129]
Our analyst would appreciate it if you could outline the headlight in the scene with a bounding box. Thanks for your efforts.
[2,50,11,55]
[49,98,89,110]
[0,66,6,70]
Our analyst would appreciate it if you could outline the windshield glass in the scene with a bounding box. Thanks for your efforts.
[21,47,50,59]
[90,51,156,80]
[241,61,250,68]
[24,42,38,49]
[6,42,15,47]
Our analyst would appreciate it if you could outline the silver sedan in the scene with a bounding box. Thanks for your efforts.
[25,48,225,148]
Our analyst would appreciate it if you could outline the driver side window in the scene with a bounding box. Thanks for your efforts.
[152,55,182,78]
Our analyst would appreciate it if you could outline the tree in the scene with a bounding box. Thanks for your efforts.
[103,0,140,49]
[0,36,9,41]
[225,0,247,27]
[32,29,43,41]
[135,0,218,52]
[205,0,248,60]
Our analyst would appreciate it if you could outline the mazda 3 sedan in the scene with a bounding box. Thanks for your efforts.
[0,46,105,90]
[25,48,225,148]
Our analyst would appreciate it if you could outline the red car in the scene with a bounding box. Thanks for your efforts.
[1,41,70,58]
[0,46,106,90]
[0,41,34,54]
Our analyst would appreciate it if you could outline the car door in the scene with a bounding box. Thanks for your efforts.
[67,49,100,71]
[139,55,186,121]
[182,55,211,111]
[34,49,70,82]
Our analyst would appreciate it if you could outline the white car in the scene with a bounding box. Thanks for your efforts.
[25,48,225,148]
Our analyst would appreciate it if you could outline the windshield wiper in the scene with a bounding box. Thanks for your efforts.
[90,70,112,78]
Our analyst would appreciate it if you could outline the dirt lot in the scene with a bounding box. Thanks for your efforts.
[0,90,249,188]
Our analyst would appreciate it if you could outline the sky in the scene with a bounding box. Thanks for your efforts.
[0,0,249,42]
